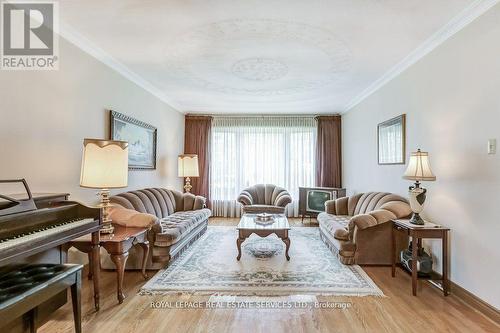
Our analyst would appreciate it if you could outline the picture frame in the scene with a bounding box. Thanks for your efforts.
[110,110,157,170]
[377,114,406,165]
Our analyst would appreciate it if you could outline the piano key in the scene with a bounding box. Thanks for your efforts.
[0,218,96,251]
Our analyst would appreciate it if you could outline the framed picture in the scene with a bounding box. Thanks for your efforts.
[110,110,157,170]
[378,114,406,165]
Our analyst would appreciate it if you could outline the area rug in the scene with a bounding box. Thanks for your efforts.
[140,226,383,297]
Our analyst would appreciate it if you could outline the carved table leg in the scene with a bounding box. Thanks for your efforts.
[282,237,291,261]
[138,241,150,280]
[236,238,245,260]
[90,231,100,311]
[110,252,129,304]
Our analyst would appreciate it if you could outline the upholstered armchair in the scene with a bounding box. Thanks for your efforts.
[317,192,412,265]
[237,184,292,214]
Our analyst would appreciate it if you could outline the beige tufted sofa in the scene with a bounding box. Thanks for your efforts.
[109,188,211,269]
[317,192,411,265]
[237,184,292,214]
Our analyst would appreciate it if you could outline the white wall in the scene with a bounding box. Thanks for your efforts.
[343,5,500,308]
[0,37,184,204]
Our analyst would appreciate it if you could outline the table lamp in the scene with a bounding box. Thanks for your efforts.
[80,139,129,234]
[403,149,436,225]
[178,154,199,193]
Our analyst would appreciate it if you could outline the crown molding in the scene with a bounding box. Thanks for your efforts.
[59,21,185,114]
[343,0,500,113]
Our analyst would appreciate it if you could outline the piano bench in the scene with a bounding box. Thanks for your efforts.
[0,263,82,333]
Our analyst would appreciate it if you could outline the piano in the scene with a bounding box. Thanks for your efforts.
[0,179,101,332]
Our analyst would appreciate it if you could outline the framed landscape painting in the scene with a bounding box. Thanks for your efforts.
[377,114,406,165]
[110,110,157,170]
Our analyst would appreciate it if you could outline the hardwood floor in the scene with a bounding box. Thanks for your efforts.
[40,218,499,333]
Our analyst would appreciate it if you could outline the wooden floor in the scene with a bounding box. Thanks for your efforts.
[40,218,499,333]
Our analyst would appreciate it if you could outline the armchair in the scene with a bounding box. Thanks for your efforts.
[237,184,292,214]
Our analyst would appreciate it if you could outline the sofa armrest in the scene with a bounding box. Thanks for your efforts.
[273,191,292,208]
[324,200,336,214]
[238,191,254,206]
[334,196,349,215]
[333,228,350,241]
[192,195,206,210]
[179,192,207,211]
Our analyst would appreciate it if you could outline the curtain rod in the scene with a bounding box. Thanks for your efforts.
[186,113,340,118]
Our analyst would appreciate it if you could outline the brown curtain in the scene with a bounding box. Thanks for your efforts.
[315,115,342,188]
[184,115,212,202]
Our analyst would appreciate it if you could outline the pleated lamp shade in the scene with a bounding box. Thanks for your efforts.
[403,149,436,181]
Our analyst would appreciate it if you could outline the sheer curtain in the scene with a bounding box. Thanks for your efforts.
[379,119,403,164]
[210,116,317,217]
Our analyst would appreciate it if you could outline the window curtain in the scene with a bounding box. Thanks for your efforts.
[315,115,342,188]
[184,115,212,202]
[210,116,317,217]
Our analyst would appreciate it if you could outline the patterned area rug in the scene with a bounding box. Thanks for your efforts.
[140,226,383,296]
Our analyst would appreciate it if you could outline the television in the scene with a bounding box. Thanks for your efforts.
[306,190,333,213]
[298,187,346,219]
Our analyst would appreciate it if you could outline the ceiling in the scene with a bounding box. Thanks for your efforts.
[59,0,484,114]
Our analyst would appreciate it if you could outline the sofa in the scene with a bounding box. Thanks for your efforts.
[108,188,211,269]
[237,184,292,214]
[317,192,411,265]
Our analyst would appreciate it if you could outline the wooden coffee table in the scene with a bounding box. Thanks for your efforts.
[236,214,291,261]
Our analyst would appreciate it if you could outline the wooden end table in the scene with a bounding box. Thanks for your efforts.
[392,219,450,296]
[68,225,150,304]
[236,214,291,261]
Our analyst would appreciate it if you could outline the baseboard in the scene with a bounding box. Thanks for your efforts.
[449,281,500,324]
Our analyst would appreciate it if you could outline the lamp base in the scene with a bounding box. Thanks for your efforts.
[98,189,114,234]
[183,177,192,193]
[409,212,425,225]
[100,222,114,234]
[408,182,427,226]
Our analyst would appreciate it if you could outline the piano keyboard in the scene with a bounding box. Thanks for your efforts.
[0,218,96,251]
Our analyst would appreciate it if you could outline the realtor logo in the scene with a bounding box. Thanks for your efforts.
[1,1,59,70]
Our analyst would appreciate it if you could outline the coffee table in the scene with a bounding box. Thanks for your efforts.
[236,214,291,261]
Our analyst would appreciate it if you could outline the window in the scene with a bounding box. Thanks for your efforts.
[210,117,316,217]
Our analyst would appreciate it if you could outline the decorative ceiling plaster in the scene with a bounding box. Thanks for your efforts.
[231,58,289,82]
[58,0,498,114]
[162,19,351,97]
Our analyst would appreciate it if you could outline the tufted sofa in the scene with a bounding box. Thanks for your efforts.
[237,184,292,214]
[109,188,211,269]
[317,192,411,265]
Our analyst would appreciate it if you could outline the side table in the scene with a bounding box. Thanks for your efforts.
[68,225,150,304]
[392,219,450,296]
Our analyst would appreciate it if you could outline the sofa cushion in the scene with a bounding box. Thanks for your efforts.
[109,207,158,228]
[154,208,212,247]
[317,213,350,234]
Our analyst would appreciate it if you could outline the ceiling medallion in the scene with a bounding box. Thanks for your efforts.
[164,19,352,96]
[231,58,289,81]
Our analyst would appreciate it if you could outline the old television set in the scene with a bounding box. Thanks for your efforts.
[306,189,333,213]
[299,187,346,220]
